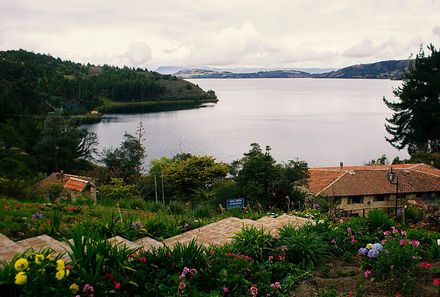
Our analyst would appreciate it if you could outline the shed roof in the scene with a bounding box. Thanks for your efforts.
[63,177,89,192]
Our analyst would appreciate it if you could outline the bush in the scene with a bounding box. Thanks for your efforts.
[367,209,393,231]
[278,225,330,270]
[231,226,274,262]
[117,197,146,210]
[98,178,138,201]
[405,206,423,224]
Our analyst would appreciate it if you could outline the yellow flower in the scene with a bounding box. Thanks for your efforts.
[15,272,27,285]
[55,269,65,281]
[47,253,55,261]
[366,243,373,249]
[65,269,70,277]
[69,283,79,293]
[14,258,29,272]
[35,254,44,264]
[56,259,65,270]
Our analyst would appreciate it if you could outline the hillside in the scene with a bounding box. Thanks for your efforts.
[174,69,312,79]
[0,50,217,119]
[313,59,412,80]
[173,60,412,80]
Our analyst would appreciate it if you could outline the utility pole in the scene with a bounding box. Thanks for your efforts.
[161,173,165,204]
[154,175,158,203]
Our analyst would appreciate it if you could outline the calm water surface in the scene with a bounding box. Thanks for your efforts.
[86,78,409,167]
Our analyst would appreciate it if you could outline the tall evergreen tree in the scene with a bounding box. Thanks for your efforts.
[384,44,440,154]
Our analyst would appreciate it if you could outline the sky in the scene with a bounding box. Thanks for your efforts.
[1,0,440,70]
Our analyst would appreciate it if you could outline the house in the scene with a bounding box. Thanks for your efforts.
[39,172,97,201]
[308,163,440,216]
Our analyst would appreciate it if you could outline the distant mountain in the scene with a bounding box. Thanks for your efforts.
[172,59,412,80]
[313,60,412,80]
[174,69,312,79]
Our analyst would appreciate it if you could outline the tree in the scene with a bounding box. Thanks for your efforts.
[161,155,229,199]
[101,133,145,181]
[34,111,97,173]
[384,44,440,154]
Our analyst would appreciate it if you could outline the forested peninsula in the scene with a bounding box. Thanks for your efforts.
[0,49,218,121]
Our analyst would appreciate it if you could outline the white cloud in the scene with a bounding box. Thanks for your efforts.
[125,42,152,66]
[1,0,440,68]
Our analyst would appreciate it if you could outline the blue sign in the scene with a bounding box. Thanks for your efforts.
[226,198,245,209]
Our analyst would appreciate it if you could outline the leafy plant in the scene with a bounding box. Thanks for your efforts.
[278,225,330,270]
[367,209,393,231]
[231,226,274,261]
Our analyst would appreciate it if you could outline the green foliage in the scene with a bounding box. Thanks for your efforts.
[231,226,274,261]
[367,209,393,231]
[234,143,309,208]
[278,225,330,270]
[34,112,97,174]
[384,44,440,154]
[101,133,145,181]
[405,206,423,224]
[98,177,139,201]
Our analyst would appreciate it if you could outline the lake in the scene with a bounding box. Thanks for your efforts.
[85,78,409,167]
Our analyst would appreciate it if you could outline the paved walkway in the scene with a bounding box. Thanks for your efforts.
[0,214,312,263]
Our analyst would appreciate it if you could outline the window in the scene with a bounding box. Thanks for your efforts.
[374,195,389,202]
[348,196,363,204]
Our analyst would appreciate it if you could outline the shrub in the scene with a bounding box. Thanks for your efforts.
[367,209,393,231]
[278,225,330,270]
[118,196,146,210]
[231,226,274,262]
[405,206,423,224]
[98,178,138,201]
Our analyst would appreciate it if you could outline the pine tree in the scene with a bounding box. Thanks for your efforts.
[384,44,440,154]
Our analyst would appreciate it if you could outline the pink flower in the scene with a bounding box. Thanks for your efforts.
[183,267,190,274]
[281,245,288,253]
[419,262,433,269]
[401,230,407,236]
[433,279,439,286]
[179,273,185,280]
[223,287,229,294]
[331,239,337,245]
[138,257,147,263]
[190,268,197,274]
[410,240,420,247]
[395,293,402,297]
[250,284,258,297]
[380,239,386,245]
[364,269,372,278]
[114,282,121,289]
[399,239,406,245]
[347,227,352,235]
[268,255,273,261]
[391,226,399,234]
[178,282,186,291]
[384,231,391,236]
[348,291,353,296]
[351,236,357,244]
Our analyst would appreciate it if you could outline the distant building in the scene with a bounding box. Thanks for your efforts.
[39,172,97,201]
[308,163,440,216]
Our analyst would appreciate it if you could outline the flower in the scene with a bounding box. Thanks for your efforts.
[331,239,337,245]
[384,231,391,236]
[70,283,80,293]
[347,291,353,296]
[401,230,407,236]
[409,240,420,247]
[35,254,45,265]
[15,271,27,285]
[358,247,368,256]
[366,243,373,249]
[83,284,95,293]
[372,243,383,252]
[399,239,407,245]
[351,236,357,244]
[32,212,44,219]
[419,262,433,269]
[55,269,66,280]
[270,282,281,289]
[178,281,186,291]
[138,257,147,263]
[347,227,352,235]
[47,253,55,261]
[433,279,439,286]
[367,248,380,258]
[364,269,372,278]
[56,259,65,270]
[395,293,402,297]
[14,258,29,272]
[391,226,399,233]
[223,287,229,294]
[250,284,258,297]
[281,245,288,253]
[114,282,121,289]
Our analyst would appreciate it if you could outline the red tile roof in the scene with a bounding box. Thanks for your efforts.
[309,163,440,197]
[63,177,89,192]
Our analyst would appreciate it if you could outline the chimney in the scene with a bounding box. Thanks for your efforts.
[340,162,343,170]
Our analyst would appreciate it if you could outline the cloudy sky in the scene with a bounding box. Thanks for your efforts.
[1,0,440,70]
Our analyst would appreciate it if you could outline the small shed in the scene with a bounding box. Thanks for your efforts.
[39,172,97,201]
